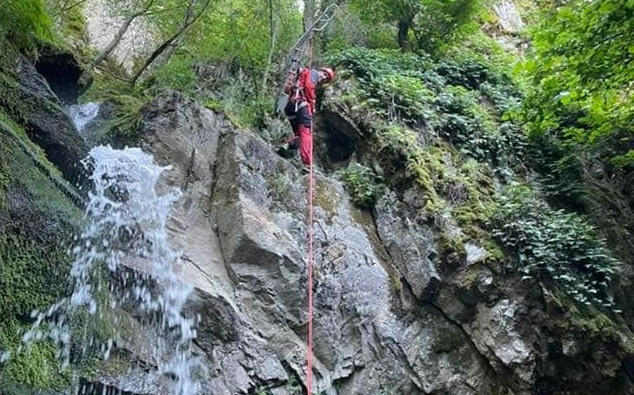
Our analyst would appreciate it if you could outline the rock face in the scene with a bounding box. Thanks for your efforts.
[89,92,631,395]
[9,51,88,183]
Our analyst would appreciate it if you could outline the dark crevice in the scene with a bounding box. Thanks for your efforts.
[315,113,358,171]
[323,121,355,163]
[34,51,84,105]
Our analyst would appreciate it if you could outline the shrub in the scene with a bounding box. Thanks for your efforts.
[487,183,618,310]
[339,163,384,209]
[150,55,197,95]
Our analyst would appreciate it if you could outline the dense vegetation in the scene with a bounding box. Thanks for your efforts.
[520,0,634,254]
[0,0,632,392]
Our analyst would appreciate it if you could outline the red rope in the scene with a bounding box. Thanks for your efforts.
[306,34,315,395]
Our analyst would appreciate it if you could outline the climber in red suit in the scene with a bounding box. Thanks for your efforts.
[279,67,335,168]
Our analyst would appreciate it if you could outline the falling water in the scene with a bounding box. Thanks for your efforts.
[21,145,199,394]
[68,102,100,133]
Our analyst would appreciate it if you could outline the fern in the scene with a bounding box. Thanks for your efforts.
[0,0,54,49]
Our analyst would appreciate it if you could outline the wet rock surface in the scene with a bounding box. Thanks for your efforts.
[76,92,634,395]
[11,52,88,184]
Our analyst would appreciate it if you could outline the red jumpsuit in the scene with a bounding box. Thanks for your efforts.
[284,68,320,166]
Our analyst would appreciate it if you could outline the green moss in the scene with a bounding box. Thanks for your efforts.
[451,159,495,225]
[339,163,384,209]
[0,234,70,318]
[0,108,82,393]
[480,237,506,264]
[81,76,149,146]
[0,141,8,209]
[544,288,625,345]
[0,129,80,223]
[439,232,465,257]
[314,178,340,222]
[455,266,481,288]
[0,320,71,393]
[0,42,31,124]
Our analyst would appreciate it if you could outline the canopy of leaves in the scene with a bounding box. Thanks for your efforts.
[348,0,482,52]
[521,0,634,172]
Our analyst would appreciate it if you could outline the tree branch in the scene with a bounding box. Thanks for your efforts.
[131,0,212,85]
[84,0,156,74]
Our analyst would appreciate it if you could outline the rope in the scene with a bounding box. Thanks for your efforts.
[305,33,315,395]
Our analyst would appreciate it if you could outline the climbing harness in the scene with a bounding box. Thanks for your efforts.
[274,4,338,115]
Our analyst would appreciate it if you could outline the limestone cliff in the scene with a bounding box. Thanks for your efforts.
[0,38,633,395]
[124,91,631,395]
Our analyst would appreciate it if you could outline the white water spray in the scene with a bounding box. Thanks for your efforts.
[22,145,199,395]
[68,102,100,133]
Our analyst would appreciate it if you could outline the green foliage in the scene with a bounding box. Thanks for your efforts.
[376,74,436,123]
[0,0,54,49]
[327,47,530,230]
[411,0,482,53]
[329,47,432,81]
[487,183,619,310]
[211,76,273,129]
[323,4,398,51]
[339,163,385,209]
[0,320,70,393]
[44,0,87,39]
[0,234,70,318]
[183,0,301,76]
[348,0,482,52]
[328,47,526,172]
[520,0,634,201]
[151,54,197,94]
[435,85,526,175]
[327,48,436,124]
[112,0,302,128]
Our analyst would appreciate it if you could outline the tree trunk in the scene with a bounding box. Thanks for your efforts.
[303,0,315,33]
[398,19,411,51]
[260,0,277,95]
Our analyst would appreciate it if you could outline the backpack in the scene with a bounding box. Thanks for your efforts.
[275,68,302,114]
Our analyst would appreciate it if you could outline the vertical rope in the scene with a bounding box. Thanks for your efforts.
[305,33,315,395]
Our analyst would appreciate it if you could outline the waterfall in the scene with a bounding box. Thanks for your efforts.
[68,102,100,133]
[21,145,199,395]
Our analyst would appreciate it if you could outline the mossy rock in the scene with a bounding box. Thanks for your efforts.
[0,118,82,393]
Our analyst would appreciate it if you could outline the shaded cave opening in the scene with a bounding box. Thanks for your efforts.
[34,51,84,105]
[315,114,357,172]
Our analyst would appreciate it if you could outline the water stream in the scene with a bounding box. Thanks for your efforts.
[21,145,199,394]
[68,102,100,134]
